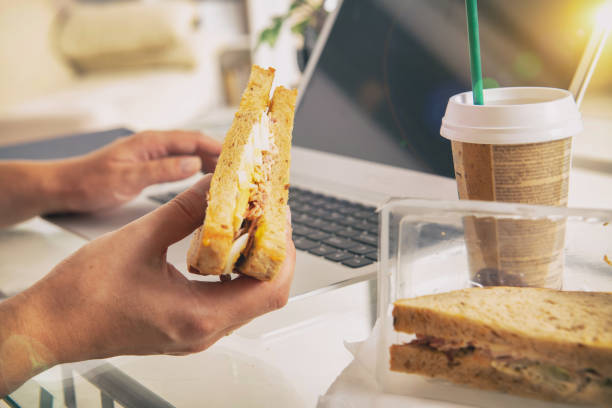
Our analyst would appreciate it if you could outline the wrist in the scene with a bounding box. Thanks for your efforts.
[0,293,60,396]
[0,161,80,226]
[39,159,84,213]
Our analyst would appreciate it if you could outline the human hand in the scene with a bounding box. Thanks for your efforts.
[54,130,222,213]
[5,175,295,373]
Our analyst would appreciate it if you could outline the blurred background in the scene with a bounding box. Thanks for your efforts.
[0,0,336,143]
[0,0,610,146]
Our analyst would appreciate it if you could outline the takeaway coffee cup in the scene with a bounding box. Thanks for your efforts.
[440,87,583,288]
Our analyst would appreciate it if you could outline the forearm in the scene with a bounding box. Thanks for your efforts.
[0,161,71,227]
[0,293,59,397]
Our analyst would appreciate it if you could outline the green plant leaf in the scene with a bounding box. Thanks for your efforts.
[291,18,310,35]
[258,26,281,48]
[256,15,286,49]
[272,15,287,25]
[289,0,309,12]
[257,0,324,49]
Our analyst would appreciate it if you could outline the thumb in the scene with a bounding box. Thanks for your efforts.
[137,174,212,250]
[137,156,202,187]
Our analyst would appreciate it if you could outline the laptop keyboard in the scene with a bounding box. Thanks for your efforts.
[149,186,379,269]
[288,186,378,268]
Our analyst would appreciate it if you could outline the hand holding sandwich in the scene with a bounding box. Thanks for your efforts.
[0,176,296,396]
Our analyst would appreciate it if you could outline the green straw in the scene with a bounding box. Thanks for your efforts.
[465,0,484,105]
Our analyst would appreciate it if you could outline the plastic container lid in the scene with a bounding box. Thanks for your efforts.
[440,87,583,145]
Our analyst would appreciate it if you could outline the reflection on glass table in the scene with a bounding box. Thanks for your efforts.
[5,361,175,408]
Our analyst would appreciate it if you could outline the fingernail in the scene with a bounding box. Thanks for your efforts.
[181,157,201,174]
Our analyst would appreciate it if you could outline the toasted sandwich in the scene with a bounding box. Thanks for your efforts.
[187,65,297,281]
[390,287,612,405]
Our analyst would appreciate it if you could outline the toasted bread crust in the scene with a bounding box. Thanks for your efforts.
[187,65,275,275]
[390,343,612,405]
[393,287,612,376]
[238,86,297,280]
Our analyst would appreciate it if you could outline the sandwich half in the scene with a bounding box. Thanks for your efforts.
[187,65,297,281]
[390,287,612,405]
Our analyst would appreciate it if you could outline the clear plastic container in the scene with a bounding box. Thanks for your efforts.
[376,198,612,407]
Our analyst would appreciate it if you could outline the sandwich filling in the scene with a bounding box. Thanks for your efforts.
[223,113,275,275]
[408,334,612,395]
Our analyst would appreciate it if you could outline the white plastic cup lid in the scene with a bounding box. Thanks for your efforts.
[440,87,583,145]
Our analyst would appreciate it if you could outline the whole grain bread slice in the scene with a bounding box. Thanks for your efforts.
[393,287,612,376]
[390,343,612,406]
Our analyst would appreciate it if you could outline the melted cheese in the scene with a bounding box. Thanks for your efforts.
[233,113,273,231]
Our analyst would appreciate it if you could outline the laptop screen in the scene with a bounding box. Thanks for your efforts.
[293,0,597,178]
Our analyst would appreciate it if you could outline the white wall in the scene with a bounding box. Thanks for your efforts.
[247,0,301,89]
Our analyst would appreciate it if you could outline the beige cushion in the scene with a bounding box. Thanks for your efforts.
[58,1,198,71]
[0,0,73,109]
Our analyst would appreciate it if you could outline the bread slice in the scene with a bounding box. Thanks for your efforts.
[391,287,612,405]
[237,86,297,280]
[393,287,612,375]
[187,66,296,281]
[187,65,274,276]
[390,343,612,405]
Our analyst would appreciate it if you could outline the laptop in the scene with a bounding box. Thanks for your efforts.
[1,0,590,298]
